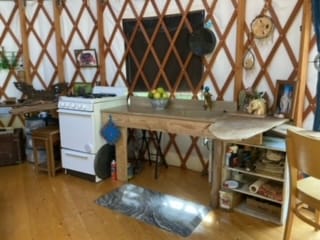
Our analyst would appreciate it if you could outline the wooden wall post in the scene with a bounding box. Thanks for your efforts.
[295,0,312,127]
[234,0,247,103]
[97,0,107,86]
[17,0,31,84]
[53,0,65,83]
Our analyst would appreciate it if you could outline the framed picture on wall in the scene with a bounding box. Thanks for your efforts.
[273,80,296,119]
[74,49,98,67]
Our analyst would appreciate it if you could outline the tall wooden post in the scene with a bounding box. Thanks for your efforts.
[234,0,247,102]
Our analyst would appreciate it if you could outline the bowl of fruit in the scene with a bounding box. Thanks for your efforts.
[148,87,170,110]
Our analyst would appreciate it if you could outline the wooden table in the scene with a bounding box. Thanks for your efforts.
[101,97,287,208]
[9,101,57,115]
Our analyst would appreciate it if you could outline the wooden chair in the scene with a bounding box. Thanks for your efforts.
[283,129,320,239]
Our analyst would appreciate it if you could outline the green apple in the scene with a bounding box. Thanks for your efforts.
[153,92,161,99]
[156,87,165,94]
[148,92,154,99]
[162,91,169,99]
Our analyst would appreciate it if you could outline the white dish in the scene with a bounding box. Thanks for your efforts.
[223,180,240,189]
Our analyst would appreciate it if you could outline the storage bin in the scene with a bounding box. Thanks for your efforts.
[219,190,243,210]
[25,118,46,134]
[25,147,47,164]
[246,197,281,217]
[0,128,25,166]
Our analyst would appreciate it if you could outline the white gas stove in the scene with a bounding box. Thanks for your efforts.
[58,86,127,182]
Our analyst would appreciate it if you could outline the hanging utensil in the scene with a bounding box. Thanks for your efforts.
[188,27,216,56]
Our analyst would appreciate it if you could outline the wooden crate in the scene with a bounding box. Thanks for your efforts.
[0,128,25,166]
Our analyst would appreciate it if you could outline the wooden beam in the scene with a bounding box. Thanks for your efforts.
[53,0,65,83]
[97,0,107,85]
[234,0,246,102]
[295,0,312,127]
[17,0,31,84]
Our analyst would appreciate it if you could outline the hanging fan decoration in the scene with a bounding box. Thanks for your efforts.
[100,115,121,145]
[243,48,255,70]
[251,0,274,41]
[243,34,256,70]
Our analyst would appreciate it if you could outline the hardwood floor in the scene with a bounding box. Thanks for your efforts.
[0,162,319,240]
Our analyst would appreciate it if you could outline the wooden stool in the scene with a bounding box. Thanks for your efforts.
[32,126,61,176]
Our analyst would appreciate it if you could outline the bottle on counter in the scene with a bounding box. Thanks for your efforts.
[111,160,117,181]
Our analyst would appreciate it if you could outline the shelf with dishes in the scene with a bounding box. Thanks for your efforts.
[219,135,288,225]
[226,166,284,182]
[223,178,283,204]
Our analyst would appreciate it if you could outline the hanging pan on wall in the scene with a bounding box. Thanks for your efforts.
[188,27,216,56]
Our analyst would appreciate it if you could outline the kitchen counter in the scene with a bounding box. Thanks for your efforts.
[7,101,57,115]
[101,96,287,208]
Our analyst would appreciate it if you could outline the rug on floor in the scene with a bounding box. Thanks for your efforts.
[96,183,211,237]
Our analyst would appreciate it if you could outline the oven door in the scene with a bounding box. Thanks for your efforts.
[58,109,102,154]
[61,148,95,175]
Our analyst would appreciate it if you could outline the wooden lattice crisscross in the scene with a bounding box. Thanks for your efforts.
[202,0,238,100]
[0,1,24,127]
[244,1,304,104]
[23,1,57,88]
[59,0,99,86]
[0,0,316,172]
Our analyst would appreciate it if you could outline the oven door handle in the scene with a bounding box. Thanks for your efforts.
[58,109,93,116]
[65,151,89,159]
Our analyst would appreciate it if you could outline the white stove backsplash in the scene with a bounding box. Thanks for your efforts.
[92,86,128,96]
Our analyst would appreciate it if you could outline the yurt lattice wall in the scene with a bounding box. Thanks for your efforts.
[0,0,317,172]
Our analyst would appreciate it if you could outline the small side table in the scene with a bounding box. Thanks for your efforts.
[32,126,61,176]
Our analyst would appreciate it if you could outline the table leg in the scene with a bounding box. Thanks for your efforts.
[116,127,128,181]
[210,139,223,209]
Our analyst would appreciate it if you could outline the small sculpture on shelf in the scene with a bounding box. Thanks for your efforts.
[203,86,213,110]
[247,98,267,116]
[239,88,268,116]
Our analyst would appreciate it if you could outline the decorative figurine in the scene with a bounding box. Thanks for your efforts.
[247,98,266,116]
[203,86,213,110]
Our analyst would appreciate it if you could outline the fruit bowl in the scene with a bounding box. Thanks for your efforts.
[150,98,169,110]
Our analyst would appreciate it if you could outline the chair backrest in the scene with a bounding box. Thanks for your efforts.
[286,129,320,179]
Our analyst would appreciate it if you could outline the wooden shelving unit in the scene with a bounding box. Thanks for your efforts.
[220,136,289,225]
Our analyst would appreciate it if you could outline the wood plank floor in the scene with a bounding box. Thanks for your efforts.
[0,162,319,240]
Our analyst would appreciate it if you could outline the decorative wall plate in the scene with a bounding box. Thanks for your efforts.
[251,15,274,39]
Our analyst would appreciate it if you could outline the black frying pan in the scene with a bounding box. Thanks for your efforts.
[188,28,216,56]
